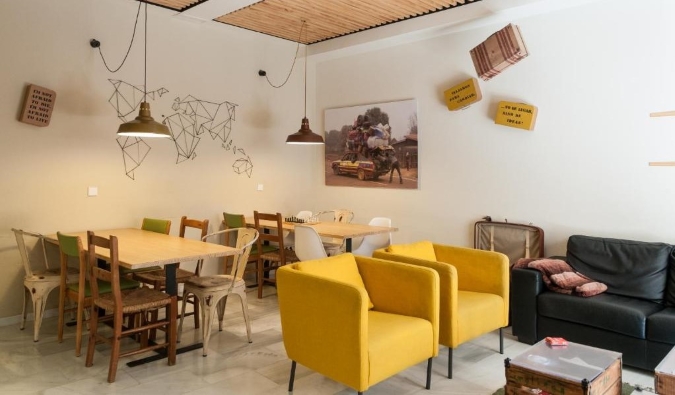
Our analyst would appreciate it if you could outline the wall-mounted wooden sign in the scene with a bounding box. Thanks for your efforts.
[19,84,56,127]
[495,101,537,131]
[443,78,482,111]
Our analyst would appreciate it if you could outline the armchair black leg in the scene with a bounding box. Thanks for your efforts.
[499,327,504,354]
[448,348,453,379]
[426,357,433,389]
[289,360,296,393]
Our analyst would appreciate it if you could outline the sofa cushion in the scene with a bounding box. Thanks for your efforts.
[385,241,436,261]
[296,254,373,309]
[567,235,671,303]
[665,252,675,307]
[538,292,663,339]
[647,307,675,343]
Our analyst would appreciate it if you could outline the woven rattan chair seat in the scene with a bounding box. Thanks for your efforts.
[260,248,298,263]
[94,287,172,314]
[186,275,246,289]
[133,267,195,284]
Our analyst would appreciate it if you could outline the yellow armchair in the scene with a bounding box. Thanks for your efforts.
[277,253,439,394]
[373,241,509,379]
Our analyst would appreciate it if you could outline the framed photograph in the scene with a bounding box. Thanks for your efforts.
[324,99,418,189]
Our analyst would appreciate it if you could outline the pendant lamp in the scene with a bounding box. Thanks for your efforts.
[286,22,324,145]
[117,3,171,138]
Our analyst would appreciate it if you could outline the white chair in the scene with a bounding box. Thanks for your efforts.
[294,225,328,261]
[283,210,313,249]
[12,228,78,342]
[351,217,393,257]
[178,227,258,356]
[316,209,354,255]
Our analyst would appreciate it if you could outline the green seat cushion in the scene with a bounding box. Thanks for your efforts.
[252,244,279,254]
[67,277,140,297]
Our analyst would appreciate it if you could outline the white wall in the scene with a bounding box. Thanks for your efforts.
[2,0,675,321]
[0,0,316,319]
[311,0,675,252]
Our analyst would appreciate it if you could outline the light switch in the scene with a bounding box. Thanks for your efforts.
[87,186,98,197]
[257,184,264,191]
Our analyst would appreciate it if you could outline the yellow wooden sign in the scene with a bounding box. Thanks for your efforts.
[444,78,482,111]
[495,101,537,130]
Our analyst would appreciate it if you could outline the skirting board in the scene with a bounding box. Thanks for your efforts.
[0,307,59,327]
[649,162,675,166]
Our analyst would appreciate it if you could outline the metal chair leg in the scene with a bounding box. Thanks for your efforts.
[500,327,504,354]
[288,360,296,393]
[448,347,453,379]
[426,357,433,389]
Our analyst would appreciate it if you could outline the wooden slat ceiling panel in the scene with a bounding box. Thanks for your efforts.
[144,0,477,44]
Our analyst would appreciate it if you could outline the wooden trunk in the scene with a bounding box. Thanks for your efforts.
[505,358,621,395]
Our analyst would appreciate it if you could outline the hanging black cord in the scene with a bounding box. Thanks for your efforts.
[143,2,147,102]
[96,2,142,73]
[303,22,308,117]
[264,21,307,89]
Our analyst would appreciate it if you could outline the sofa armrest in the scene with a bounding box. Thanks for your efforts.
[511,267,545,344]
[277,266,369,382]
[357,256,440,355]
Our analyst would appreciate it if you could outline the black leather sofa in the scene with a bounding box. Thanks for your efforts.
[511,235,675,370]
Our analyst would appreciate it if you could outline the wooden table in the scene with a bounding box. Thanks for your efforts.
[245,218,398,252]
[45,228,241,366]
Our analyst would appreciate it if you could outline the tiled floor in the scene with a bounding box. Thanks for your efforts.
[0,286,656,394]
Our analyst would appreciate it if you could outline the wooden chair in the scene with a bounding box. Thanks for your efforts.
[253,211,299,298]
[13,228,78,342]
[133,216,208,333]
[178,227,258,356]
[223,212,277,285]
[119,218,171,279]
[56,232,139,356]
[84,231,177,383]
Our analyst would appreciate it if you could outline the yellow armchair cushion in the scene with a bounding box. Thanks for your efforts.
[296,254,374,309]
[386,241,436,261]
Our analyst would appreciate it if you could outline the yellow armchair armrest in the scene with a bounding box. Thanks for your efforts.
[277,265,368,389]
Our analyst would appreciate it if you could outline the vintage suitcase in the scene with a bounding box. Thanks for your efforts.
[474,217,544,268]
[470,23,529,81]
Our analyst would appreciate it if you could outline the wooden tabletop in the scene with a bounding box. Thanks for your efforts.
[45,228,240,270]
[245,218,397,239]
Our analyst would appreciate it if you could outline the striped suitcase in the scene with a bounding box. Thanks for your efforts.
[474,217,544,268]
[470,23,529,81]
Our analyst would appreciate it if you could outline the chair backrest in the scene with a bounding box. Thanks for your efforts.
[314,209,354,223]
[294,225,328,261]
[141,218,171,235]
[200,228,259,281]
[57,232,88,287]
[296,211,313,220]
[87,231,122,308]
[254,211,289,259]
[222,212,246,249]
[12,228,50,277]
[334,209,354,223]
[179,216,209,240]
[223,212,246,229]
[352,217,392,257]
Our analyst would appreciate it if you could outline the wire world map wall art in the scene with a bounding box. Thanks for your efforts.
[107,79,253,180]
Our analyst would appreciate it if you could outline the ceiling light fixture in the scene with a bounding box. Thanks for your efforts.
[117,3,170,138]
[285,22,324,145]
[258,21,324,145]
